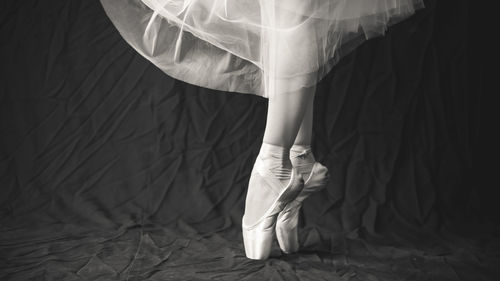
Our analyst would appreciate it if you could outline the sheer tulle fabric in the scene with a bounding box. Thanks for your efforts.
[100,0,424,98]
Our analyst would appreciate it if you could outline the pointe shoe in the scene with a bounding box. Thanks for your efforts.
[242,157,304,260]
[276,161,329,254]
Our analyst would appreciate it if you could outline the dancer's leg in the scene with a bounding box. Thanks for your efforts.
[275,89,328,254]
[242,85,314,260]
[262,86,314,149]
[289,89,317,179]
[260,0,316,149]
[244,86,313,225]
[242,1,318,259]
[244,0,317,225]
[292,89,315,146]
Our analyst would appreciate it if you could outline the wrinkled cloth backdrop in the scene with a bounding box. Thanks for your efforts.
[1,0,498,280]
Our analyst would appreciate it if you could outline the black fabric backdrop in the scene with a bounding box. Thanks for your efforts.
[1,0,499,280]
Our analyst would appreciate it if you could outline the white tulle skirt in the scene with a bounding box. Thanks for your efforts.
[99,0,424,98]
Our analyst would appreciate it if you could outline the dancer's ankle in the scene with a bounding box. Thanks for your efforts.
[290,144,315,177]
[258,142,292,184]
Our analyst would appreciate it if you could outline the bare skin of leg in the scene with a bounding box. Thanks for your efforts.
[262,86,315,153]
[292,89,315,146]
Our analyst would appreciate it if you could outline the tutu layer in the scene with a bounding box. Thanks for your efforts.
[100,0,424,97]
